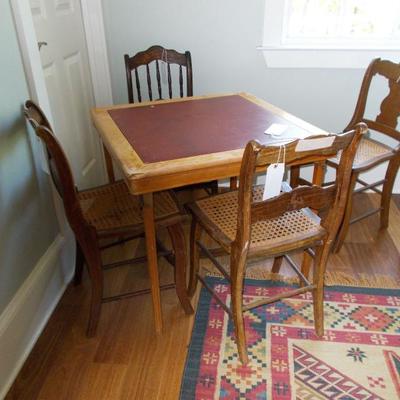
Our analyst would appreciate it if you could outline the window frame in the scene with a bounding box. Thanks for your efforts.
[259,0,400,68]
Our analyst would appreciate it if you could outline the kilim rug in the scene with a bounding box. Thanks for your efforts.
[180,276,400,399]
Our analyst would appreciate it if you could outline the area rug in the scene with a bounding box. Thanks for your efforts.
[180,276,400,399]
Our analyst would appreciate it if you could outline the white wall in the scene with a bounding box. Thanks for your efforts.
[101,0,400,191]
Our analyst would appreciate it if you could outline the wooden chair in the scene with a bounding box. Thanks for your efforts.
[24,100,193,337]
[185,124,366,363]
[103,45,218,194]
[124,44,193,104]
[328,58,400,252]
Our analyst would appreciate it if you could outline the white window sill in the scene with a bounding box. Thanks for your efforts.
[257,46,400,69]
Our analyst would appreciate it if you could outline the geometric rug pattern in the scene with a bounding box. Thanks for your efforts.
[180,277,400,399]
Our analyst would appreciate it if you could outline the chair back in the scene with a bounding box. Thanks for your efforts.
[24,99,52,131]
[124,45,193,103]
[346,58,400,141]
[24,101,85,230]
[234,124,367,253]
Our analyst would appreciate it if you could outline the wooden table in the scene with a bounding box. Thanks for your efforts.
[91,93,328,333]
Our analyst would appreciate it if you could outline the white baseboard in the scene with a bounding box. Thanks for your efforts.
[0,234,74,399]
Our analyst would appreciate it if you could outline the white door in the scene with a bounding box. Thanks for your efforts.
[30,0,105,189]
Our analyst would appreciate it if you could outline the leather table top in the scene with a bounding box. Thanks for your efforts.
[108,95,313,163]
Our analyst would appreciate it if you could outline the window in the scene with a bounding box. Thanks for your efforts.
[260,0,400,68]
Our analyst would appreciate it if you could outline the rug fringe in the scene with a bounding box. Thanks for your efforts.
[205,267,399,289]
[206,269,300,284]
[325,271,400,289]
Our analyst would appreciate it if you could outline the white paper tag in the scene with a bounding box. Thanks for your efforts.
[263,163,285,200]
[264,123,287,136]
[295,136,335,152]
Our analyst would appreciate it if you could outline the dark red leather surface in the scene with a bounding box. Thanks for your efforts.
[108,95,312,163]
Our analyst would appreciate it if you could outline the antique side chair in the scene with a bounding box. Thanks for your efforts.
[185,124,366,363]
[329,58,400,252]
[290,59,400,253]
[24,100,193,337]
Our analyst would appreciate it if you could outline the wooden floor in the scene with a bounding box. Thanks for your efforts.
[5,193,400,400]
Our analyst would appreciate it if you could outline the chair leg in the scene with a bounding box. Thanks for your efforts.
[231,252,249,364]
[290,165,300,188]
[300,251,313,282]
[312,246,328,337]
[188,218,203,297]
[78,233,104,337]
[271,256,283,273]
[332,171,358,253]
[74,241,85,286]
[167,223,194,315]
[380,156,400,229]
[231,286,248,364]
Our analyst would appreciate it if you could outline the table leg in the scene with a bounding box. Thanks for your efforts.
[142,192,163,334]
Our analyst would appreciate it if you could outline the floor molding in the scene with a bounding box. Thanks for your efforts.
[0,234,72,399]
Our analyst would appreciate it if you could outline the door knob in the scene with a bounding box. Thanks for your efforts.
[38,41,48,51]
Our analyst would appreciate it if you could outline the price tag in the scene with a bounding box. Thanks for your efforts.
[262,163,285,200]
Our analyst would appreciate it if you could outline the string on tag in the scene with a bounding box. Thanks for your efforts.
[161,49,168,84]
[275,144,286,167]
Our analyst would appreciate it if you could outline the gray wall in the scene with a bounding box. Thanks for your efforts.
[0,2,59,313]
[102,0,399,188]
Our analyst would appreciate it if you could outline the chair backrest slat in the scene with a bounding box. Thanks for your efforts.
[251,185,336,224]
[146,64,152,101]
[134,68,141,103]
[155,60,162,99]
[185,51,193,97]
[255,134,354,168]
[124,45,193,104]
[346,58,400,137]
[179,65,183,98]
[124,54,134,103]
[362,118,399,140]
[167,63,172,99]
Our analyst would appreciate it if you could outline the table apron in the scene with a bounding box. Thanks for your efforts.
[124,156,328,195]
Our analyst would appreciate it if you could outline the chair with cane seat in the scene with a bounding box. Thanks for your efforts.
[329,58,400,252]
[185,124,366,363]
[24,100,193,337]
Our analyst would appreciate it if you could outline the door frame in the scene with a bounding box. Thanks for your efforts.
[81,0,114,107]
